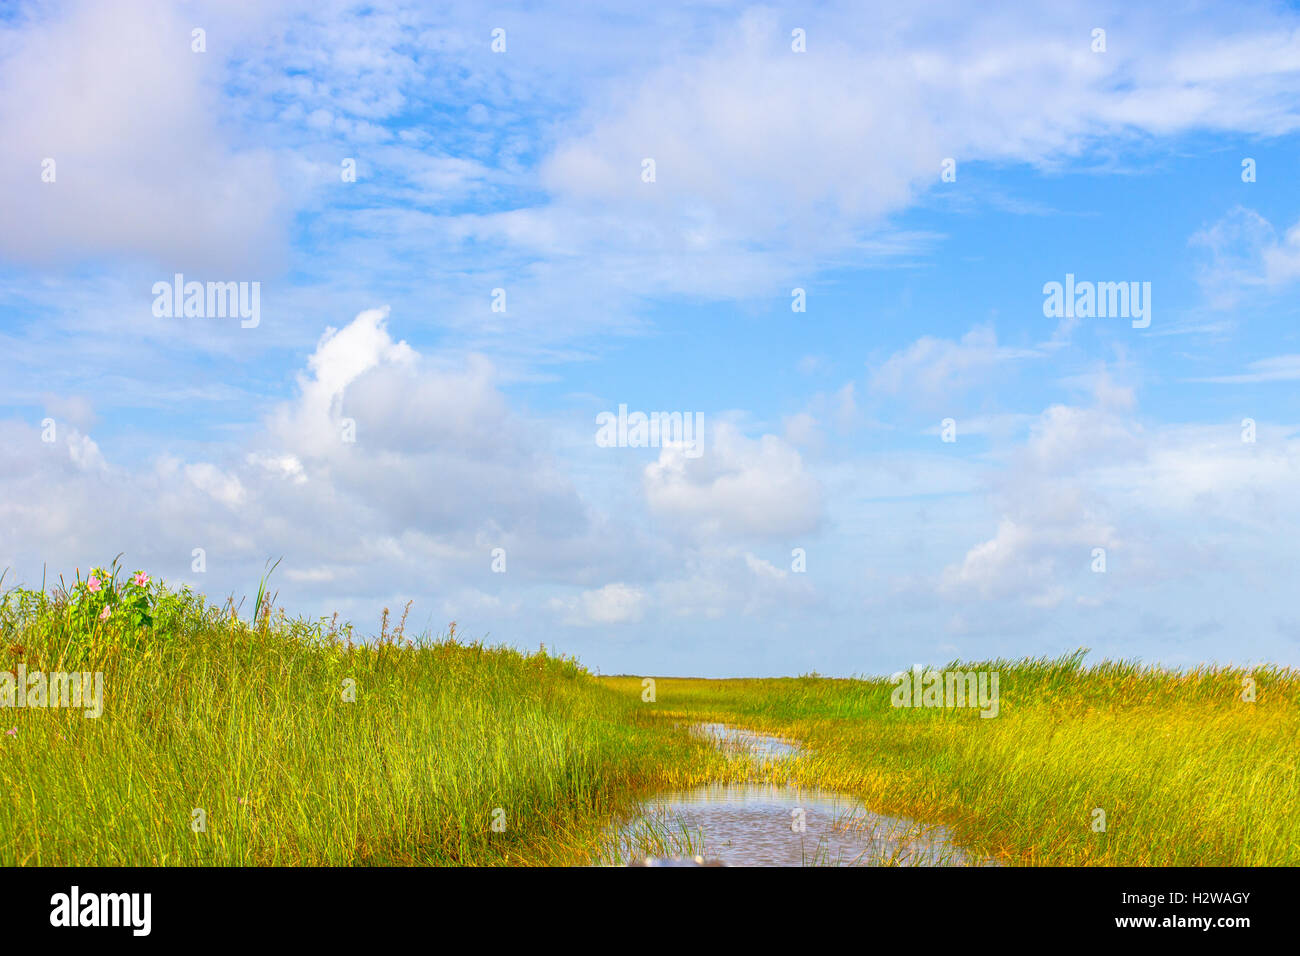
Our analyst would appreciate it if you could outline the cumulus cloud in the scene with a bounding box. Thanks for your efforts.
[644,422,823,539]
[939,374,1300,617]
[1,307,833,641]
[549,582,646,626]
[0,309,600,609]
[267,307,419,457]
[938,379,1147,609]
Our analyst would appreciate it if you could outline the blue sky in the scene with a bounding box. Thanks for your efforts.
[4,0,1300,676]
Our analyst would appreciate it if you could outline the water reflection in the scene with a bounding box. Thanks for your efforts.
[612,724,985,866]
[692,722,800,760]
[628,782,974,866]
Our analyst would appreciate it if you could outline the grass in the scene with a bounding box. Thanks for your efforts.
[0,563,732,866]
[3,564,1294,866]
[598,654,1300,866]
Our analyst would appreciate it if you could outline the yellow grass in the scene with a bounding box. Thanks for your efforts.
[599,656,1300,865]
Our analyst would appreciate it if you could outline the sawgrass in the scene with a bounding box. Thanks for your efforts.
[0,568,727,866]
[4,563,1291,866]
[599,654,1300,865]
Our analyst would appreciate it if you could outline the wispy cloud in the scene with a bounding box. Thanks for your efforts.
[1189,354,1300,383]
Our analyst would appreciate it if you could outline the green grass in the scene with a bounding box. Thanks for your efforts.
[4,564,1295,866]
[599,655,1300,865]
[0,564,729,866]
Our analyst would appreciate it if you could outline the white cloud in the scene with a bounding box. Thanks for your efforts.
[1022,404,1146,475]
[40,394,96,431]
[247,453,308,485]
[743,552,787,582]
[1191,354,1300,384]
[0,0,287,270]
[644,422,823,538]
[940,379,1144,606]
[871,326,1040,402]
[0,309,605,611]
[268,307,418,457]
[940,379,1300,615]
[656,547,816,620]
[522,4,1300,300]
[65,431,107,473]
[782,412,820,448]
[551,583,646,626]
[1191,207,1300,306]
[941,516,1117,607]
[184,463,246,510]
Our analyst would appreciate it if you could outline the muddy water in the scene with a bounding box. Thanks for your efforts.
[616,723,982,867]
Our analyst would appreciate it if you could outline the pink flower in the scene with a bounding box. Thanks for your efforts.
[4,728,14,738]
[132,572,149,587]
[98,606,111,621]
[87,576,101,593]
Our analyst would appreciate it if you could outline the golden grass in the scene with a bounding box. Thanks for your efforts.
[599,657,1300,866]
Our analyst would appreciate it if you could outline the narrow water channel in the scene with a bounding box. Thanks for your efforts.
[611,723,985,866]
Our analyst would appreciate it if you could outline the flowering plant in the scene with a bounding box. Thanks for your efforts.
[68,556,160,642]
